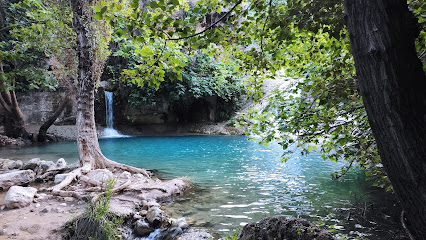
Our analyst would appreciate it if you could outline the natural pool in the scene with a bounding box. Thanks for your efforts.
[0,136,402,239]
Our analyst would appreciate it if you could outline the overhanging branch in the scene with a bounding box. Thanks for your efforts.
[167,0,243,41]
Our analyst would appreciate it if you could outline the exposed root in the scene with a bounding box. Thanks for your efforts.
[138,187,168,193]
[51,190,88,200]
[112,179,132,193]
[104,159,151,177]
[50,168,82,192]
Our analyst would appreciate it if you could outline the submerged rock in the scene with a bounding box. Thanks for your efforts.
[176,228,213,240]
[238,216,335,240]
[0,170,35,191]
[4,186,37,209]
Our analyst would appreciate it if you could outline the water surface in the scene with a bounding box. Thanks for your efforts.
[0,136,402,239]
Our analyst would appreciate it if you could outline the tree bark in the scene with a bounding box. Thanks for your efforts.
[345,0,426,238]
[70,0,149,178]
[72,0,109,170]
[0,60,28,139]
[37,95,70,142]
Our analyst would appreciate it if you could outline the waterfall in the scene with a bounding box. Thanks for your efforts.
[102,91,129,138]
[105,91,114,128]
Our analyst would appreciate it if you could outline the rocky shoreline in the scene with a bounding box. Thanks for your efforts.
[0,157,216,240]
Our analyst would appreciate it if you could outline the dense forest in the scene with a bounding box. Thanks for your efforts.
[0,0,425,239]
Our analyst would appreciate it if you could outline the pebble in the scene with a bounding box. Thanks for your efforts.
[60,203,67,207]
[40,207,50,213]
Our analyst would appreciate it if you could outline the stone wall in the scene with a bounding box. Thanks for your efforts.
[0,89,219,129]
[0,91,76,126]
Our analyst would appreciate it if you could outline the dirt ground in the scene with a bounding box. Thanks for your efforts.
[0,191,85,240]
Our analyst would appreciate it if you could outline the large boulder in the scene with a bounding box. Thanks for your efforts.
[134,219,154,237]
[0,159,23,170]
[4,186,37,209]
[0,170,35,191]
[35,160,55,174]
[86,169,113,184]
[238,216,335,240]
[22,158,41,171]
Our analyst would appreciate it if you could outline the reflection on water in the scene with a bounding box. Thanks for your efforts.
[0,136,403,239]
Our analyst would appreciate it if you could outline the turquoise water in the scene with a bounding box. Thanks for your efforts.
[0,136,401,239]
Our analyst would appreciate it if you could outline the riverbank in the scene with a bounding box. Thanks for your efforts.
[0,157,195,239]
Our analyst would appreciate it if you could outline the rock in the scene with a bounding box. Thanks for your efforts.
[176,228,213,240]
[119,171,131,180]
[56,158,67,168]
[143,200,160,210]
[4,186,37,209]
[0,135,25,147]
[0,159,23,170]
[238,216,335,240]
[22,158,41,171]
[170,217,189,229]
[60,203,67,207]
[86,169,113,183]
[54,173,69,183]
[36,161,55,174]
[146,207,163,228]
[139,210,148,216]
[11,160,23,170]
[0,170,35,191]
[161,227,184,240]
[40,207,50,213]
[134,219,154,237]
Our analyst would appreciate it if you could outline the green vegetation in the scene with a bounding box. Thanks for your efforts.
[114,52,245,121]
[64,179,122,240]
[1,0,426,237]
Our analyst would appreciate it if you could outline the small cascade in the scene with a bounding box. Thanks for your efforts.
[102,91,129,138]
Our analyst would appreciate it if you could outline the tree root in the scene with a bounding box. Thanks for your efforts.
[104,159,151,177]
[47,158,152,204]
[50,168,83,192]
[51,190,88,200]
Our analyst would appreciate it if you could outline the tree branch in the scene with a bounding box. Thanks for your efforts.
[167,0,243,41]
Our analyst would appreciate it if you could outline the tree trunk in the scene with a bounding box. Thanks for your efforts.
[345,0,426,239]
[0,60,28,139]
[72,0,109,171]
[37,95,70,142]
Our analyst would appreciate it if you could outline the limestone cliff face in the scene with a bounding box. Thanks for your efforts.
[0,91,75,126]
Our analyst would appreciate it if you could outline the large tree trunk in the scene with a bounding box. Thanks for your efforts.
[72,0,109,171]
[69,0,149,178]
[345,0,426,239]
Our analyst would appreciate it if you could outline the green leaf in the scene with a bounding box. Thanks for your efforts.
[94,12,103,20]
